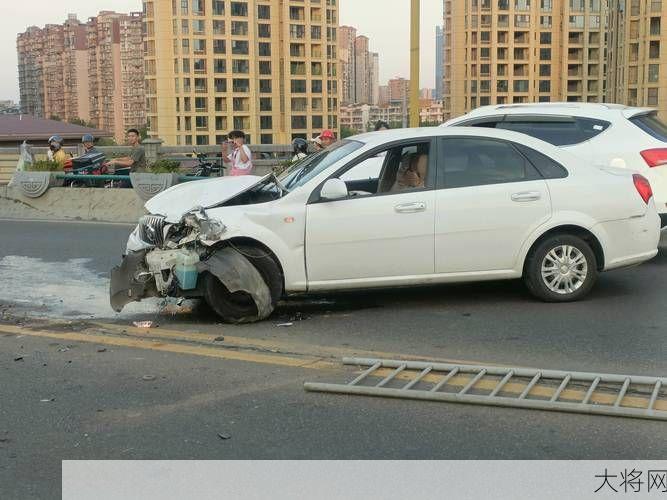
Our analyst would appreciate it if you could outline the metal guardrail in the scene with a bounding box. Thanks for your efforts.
[54,174,209,183]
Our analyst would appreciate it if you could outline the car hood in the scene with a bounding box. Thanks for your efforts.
[145,175,266,221]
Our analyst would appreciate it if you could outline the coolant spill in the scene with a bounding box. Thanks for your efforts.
[0,256,186,319]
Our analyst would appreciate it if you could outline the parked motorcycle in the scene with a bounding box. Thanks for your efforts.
[187,151,223,177]
[63,150,108,187]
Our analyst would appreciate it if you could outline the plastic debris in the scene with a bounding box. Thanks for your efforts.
[97,347,107,353]
[133,321,153,328]
[13,356,24,362]
[276,322,294,328]
[217,432,231,440]
[57,346,70,353]
[142,375,156,381]
[214,336,225,342]
[40,398,55,402]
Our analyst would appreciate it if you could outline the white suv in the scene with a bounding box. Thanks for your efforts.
[111,128,660,323]
[443,103,667,226]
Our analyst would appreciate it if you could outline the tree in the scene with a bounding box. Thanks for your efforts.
[340,126,358,139]
[49,114,62,122]
[68,117,86,126]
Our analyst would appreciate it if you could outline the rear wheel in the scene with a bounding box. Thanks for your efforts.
[203,244,283,323]
[524,235,598,302]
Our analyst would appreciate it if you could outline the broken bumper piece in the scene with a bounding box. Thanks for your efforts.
[109,250,158,312]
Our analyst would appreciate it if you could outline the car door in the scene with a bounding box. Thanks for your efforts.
[305,139,436,286]
[435,137,552,273]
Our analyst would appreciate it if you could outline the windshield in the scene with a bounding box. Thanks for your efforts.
[277,140,364,190]
[630,112,667,142]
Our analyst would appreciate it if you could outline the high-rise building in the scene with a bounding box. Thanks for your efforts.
[339,25,357,104]
[442,0,609,119]
[378,85,390,106]
[607,0,667,117]
[339,26,378,105]
[144,0,340,146]
[369,52,380,105]
[87,11,145,143]
[435,25,444,100]
[17,12,145,143]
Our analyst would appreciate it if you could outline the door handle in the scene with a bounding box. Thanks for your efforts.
[511,192,541,202]
[394,202,426,213]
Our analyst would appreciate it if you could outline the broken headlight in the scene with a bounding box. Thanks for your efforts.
[138,214,167,247]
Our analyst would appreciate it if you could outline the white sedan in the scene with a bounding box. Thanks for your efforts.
[110,128,660,323]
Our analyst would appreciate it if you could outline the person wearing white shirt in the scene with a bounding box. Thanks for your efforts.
[222,130,253,176]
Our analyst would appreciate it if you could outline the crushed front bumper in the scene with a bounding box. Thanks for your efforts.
[109,251,159,312]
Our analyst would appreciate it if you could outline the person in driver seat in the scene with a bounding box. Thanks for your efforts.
[392,153,427,191]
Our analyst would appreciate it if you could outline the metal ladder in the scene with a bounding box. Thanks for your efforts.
[304,358,667,421]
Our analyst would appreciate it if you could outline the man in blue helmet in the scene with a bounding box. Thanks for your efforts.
[81,134,99,155]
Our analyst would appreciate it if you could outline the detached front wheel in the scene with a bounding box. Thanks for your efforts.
[524,235,598,302]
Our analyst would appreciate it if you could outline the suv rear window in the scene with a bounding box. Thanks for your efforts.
[630,112,667,142]
[460,116,610,146]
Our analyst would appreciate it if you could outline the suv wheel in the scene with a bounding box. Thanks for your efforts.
[524,235,598,302]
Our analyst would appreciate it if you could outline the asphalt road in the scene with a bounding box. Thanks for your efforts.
[1,219,666,499]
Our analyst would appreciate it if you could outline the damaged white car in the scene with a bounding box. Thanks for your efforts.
[110,128,660,323]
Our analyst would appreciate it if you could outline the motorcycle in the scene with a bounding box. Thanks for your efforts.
[187,150,223,177]
[63,150,108,187]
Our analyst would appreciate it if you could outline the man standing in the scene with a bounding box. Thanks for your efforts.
[108,129,146,173]
[222,130,253,176]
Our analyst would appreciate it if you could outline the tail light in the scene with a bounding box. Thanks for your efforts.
[640,148,667,167]
[633,174,653,204]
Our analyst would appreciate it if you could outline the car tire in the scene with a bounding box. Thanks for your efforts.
[203,244,283,323]
[524,234,598,302]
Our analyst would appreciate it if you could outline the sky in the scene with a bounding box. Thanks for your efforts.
[0,0,443,102]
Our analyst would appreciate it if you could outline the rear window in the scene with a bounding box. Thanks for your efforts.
[630,112,667,142]
[460,116,610,146]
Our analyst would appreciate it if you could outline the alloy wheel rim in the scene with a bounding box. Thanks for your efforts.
[540,245,588,295]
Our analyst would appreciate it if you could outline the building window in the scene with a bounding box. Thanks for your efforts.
[231,21,248,36]
[260,116,273,129]
[213,0,224,16]
[261,134,273,144]
[232,40,249,55]
[195,115,208,130]
[214,59,226,73]
[213,39,226,54]
[311,80,322,93]
[215,78,227,92]
[196,135,209,146]
[258,5,270,19]
[259,79,272,93]
[648,88,659,106]
[233,79,250,92]
[259,42,271,56]
[258,24,271,38]
[291,116,307,129]
[232,59,250,73]
[312,115,323,129]
[259,61,272,75]
[230,2,248,16]
[291,80,307,93]
[215,116,227,130]
[649,64,660,83]
[260,98,272,111]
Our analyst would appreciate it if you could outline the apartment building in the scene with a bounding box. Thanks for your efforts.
[607,0,667,117]
[388,77,409,103]
[17,12,145,143]
[338,25,379,105]
[144,0,340,146]
[340,102,406,133]
[87,12,145,142]
[443,0,609,119]
[435,25,444,100]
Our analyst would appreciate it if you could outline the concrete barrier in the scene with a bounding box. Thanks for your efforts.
[0,186,145,223]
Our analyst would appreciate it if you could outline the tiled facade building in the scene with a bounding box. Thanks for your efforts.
[443,0,667,120]
[144,0,340,146]
[17,12,145,144]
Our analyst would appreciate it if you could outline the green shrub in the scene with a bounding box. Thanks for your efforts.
[149,159,181,174]
[27,160,61,172]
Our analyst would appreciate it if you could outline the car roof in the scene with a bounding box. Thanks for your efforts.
[445,102,654,123]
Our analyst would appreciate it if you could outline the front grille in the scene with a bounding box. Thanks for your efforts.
[138,215,166,247]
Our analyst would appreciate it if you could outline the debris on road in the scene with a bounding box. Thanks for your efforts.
[214,336,225,342]
[97,347,107,353]
[40,398,55,403]
[133,321,154,329]
[142,375,156,381]
[217,432,231,440]
[276,322,294,328]
[57,346,70,352]
[13,355,24,362]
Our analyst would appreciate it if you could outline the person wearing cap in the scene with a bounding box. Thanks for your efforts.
[319,129,336,148]
[311,136,324,152]
[81,134,99,155]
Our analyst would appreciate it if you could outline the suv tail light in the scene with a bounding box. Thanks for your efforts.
[640,148,667,167]
[633,174,653,205]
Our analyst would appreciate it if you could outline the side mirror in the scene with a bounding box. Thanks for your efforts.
[320,178,348,201]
